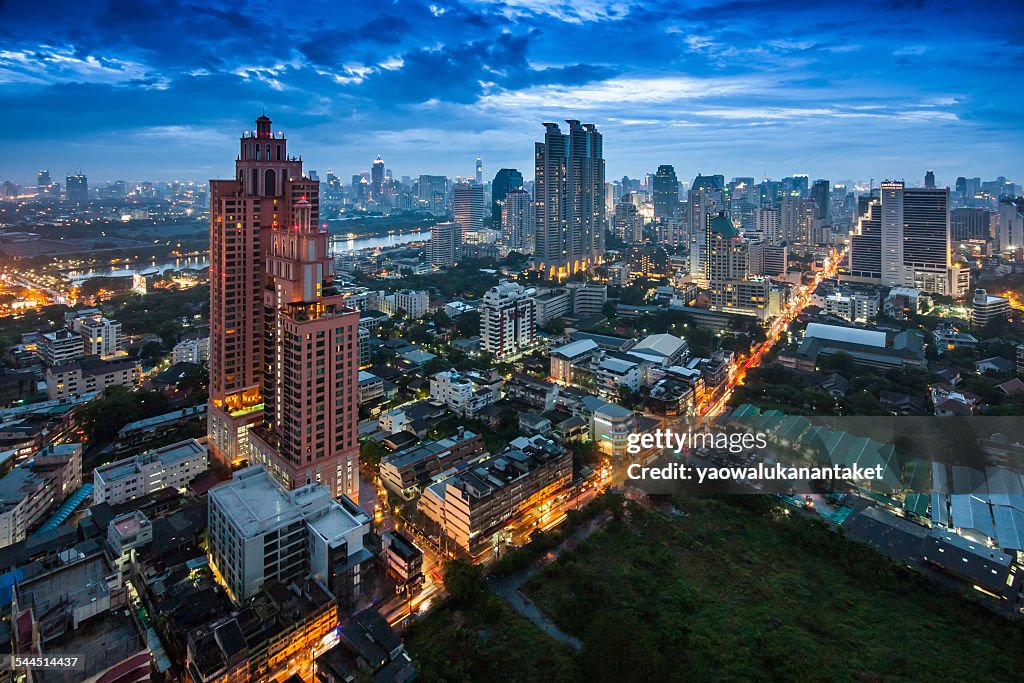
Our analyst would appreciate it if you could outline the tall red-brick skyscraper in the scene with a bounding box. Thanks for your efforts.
[208,115,360,501]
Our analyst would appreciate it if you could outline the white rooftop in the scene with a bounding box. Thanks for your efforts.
[210,465,332,539]
[551,338,598,359]
[804,323,886,348]
[632,333,686,359]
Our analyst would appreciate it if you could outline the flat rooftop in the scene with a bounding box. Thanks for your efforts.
[95,438,206,484]
[209,466,327,539]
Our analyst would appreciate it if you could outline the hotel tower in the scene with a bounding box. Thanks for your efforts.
[208,115,360,500]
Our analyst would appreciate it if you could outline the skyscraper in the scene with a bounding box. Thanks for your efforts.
[475,157,483,185]
[66,174,88,205]
[453,182,485,241]
[371,155,385,200]
[491,168,524,225]
[501,189,533,253]
[534,120,605,278]
[653,165,679,221]
[209,115,361,501]
[811,179,830,223]
[878,181,958,295]
[925,170,936,189]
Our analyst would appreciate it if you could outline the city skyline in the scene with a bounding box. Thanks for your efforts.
[1,1,1022,183]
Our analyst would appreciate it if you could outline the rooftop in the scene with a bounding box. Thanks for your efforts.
[95,438,206,484]
[209,465,331,539]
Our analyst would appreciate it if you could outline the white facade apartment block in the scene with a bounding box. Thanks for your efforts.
[208,465,370,601]
[480,281,537,360]
[92,438,208,506]
[172,337,211,364]
[71,315,123,358]
[394,290,430,319]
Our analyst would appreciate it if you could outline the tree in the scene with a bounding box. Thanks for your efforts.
[442,559,485,604]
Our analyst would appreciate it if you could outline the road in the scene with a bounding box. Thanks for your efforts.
[372,244,849,634]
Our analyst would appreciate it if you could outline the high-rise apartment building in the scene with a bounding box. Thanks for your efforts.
[66,173,88,205]
[880,181,958,295]
[209,115,361,503]
[653,164,679,221]
[250,197,361,500]
[754,207,780,245]
[453,182,485,241]
[475,157,483,185]
[492,168,524,225]
[429,221,462,268]
[501,188,533,253]
[480,281,537,360]
[811,179,830,223]
[534,120,605,278]
[925,170,936,189]
[371,155,385,199]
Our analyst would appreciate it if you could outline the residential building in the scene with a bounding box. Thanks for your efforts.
[207,465,371,602]
[429,221,461,268]
[878,182,961,296]
[596,357,641,397]
[419,435,571,552]
[93,438,208,506]
[972,288,1010,328]
[933,326,979,354]
[550,338,600,383]
[534,120,605,278]
[379,428,486,495]
[115,404,207,453]
[172,337,210,364]
[626,333,688,367]
[393,289,430,319]
[314,610,418,683]
[208,115,319,470]
[0,443,82,548]
[45,356,142,400]
[67,311,123,358]
[244,190,360,501]
[501,188,533,253]
[505,373,559,412]
[823,292,880,322]
[480,281,537,360]
[35,328,84,367]
[429,368,502,417]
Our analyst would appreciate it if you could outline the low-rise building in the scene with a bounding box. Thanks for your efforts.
[533,288,571,325]
[114,404,206,454]
[35,328,84,367]
[596,357,641,398]
[933,326,979,354]
[381,530,424,586]
[429,368,503,417]
[315,610,418,683]
[567,282,608,317]
[588,399,636,460]
[359,371,385,405]
[69,311,123,358]
[505,373,559,412]
[823,291,879,322]
[626,333,688,367]
[550,338,600,383]
[972,288,1010,328]
[172,337,210,364]
[0,442,82,549]
[93,438,208,506]
[379,428,486,495]
[419,435,571,552]
[45,355,142,400]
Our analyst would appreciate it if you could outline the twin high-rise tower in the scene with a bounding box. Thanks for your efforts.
[208,115,360,501]
[534,120,606,278]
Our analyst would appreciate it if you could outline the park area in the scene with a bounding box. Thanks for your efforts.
[405,494,1024,682]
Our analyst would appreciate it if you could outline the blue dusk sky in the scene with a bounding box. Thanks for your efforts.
[0,0,1021,188]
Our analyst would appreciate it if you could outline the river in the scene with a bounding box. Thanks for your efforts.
[61,230,430,282]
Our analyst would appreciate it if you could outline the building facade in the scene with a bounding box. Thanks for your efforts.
[480,281,537,360]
